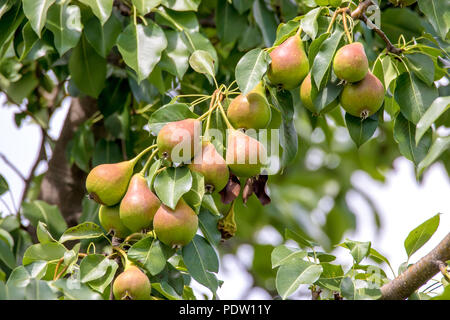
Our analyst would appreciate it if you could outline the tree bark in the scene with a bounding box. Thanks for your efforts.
[38,96,98,227]
[380,233,450,300]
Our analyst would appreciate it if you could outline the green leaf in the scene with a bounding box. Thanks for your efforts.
[161,0,201,11]
[128,237,171,275]
[159,30,190,79]
[59,222,103,243]
[132,0,161,15]
[22,243,67,265]
[189,49,216,78]
[84,13,122,58]
[0,237,16,269]
[25,279,58,300]
[345,113,378,147]
[233,0,254,14]
[274,20,300,47]
[22,0,55,37]
[36,222,56,244]
[394,72,438,125]
[301,7,321,40]
[69,122,95,172]
[19,22,39,61]
[311,28,343,89]
[340,277,356,300]
[154,167,193,210]
[80,255,117,293]
[198,209,221,246]
[406,53,435,87]
[235,48,270,94]
[79,0,112,25]
[201,194,221,217]
[0,0,15,19]
[341,239,371,264]
[372,55,398,89]
[22,200,67,238]
[276,260,323,299]
[46,2,82,56]
[404,213,440,258]
[183,171,204,214]
[252,0,277,47]
[117,21,167,83]
[315,262,344,291]
[147,103,198,135]
[216,0,247,44]
[417,136,450,177]
[52,279,103,300]
[271,245,306,268]
[369,248,393,273]
[68,36,106,98]
[182,235,219,294]
[394,113,432,166]
[416,96,450,144]
[284,229,313,248]
[0,174,8,195]
[92,139,123,167]
[417,0,449,39]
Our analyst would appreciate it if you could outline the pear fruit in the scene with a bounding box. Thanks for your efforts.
[157,118,200,163]
[267,34,309,90]
[113,265,151,300]
[340,72,385,118]
[153,199,198,247]
[119,173,160,233]
[226,130,267,178]
[188,141,229,193]
[227,82,271,130]
[333,43,369,83]
[86,160,136,206]
[99,205,131,239]
[300,73,338,114]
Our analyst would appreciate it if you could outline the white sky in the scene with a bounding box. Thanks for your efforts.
[0,93,449,300]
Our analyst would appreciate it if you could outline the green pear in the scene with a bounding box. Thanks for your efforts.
[340,72,385,118]
[300,73,338,114]
[225,130,267,177]
[188,141,229,193]
[157,118,201,163]
[86,160,136,206]
[113,265,151,300]
[153,199,198,247]
[98,205,131,239]
[333,42,369,83]
[227,82,271,130]
[119,173,160,233]
[267,34,309,90]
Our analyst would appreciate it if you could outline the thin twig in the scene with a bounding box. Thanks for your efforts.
[0,153,26,180]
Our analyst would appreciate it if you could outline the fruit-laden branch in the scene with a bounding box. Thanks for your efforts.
[380,233,450,300]
[350,0,403,54]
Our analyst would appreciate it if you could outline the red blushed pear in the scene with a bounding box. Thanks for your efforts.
[267,34,309,90]
[225,129,267,178]
[188,141,229,193]
[340,72,385,118]
[226,82,271,130]
[153,199,198,247]
[333,42,369,83]
[113,265,151,300]
[119,173,160,233]
[156,118,201,163]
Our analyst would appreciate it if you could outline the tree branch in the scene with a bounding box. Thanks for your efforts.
[351,0,402,54]
[0,153,26,181]
[380,233,450,300]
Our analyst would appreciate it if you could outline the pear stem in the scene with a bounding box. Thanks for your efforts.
[140,149,159,176]
[342,12,353,43]
[204,90,220,140]
[132,144,158,165]
[217,99,234,131]
[113,246,129,268]
[123,232,147,244]
[326,8,341,34]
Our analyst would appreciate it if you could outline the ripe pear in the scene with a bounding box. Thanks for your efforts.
[333,43,368,83]
[153,199,198,247]
[267,34,309,90]
[119,173,160,233]
[86,160,136,206]
[340,72,385,118]
[300,73,338,114]
[225,130,267,178]
[188,141,229,193]
[227,82,271,130]
[99,205,131,239]
[113,265,151,300]
[157,118,200,163]
[388,0,416,7]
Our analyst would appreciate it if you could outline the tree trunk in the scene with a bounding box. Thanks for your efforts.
[38,96,98,227]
